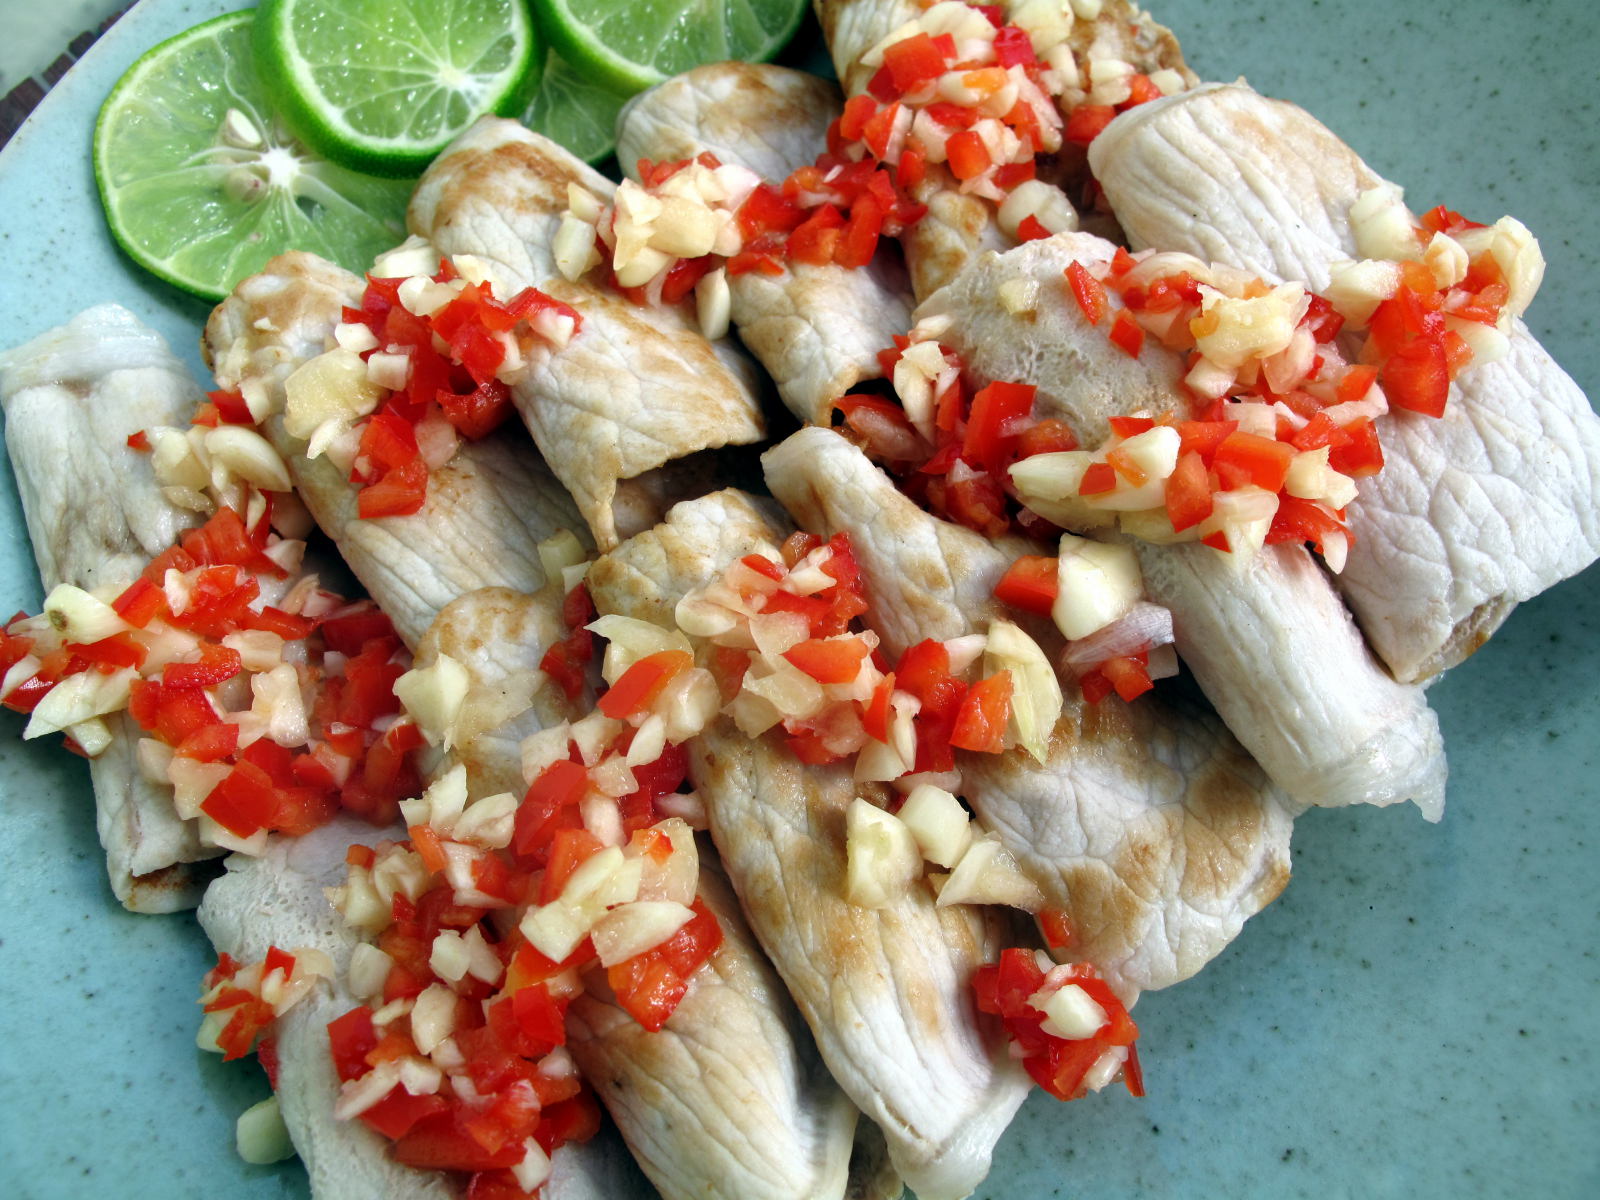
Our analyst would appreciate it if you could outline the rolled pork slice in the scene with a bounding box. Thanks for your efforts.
[1089,82,1600,682]
[204,251,585,649]
[416,588,871,1200]
[565,855,865,1200]
[587,489,1030,1200]
[916,234,1448,817]
[197,817,455,1198]
[617,62,914,426]
[765,427,1295,994]
[199,816,648,1199]
[407,118,767,550]
[813,0,1194,300]
[1,305,219,911]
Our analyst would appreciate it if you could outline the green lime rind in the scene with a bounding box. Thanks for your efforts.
[255,0,542,177]
[533,0,808,96]
[93,10,412,302]
[522,50,626,164]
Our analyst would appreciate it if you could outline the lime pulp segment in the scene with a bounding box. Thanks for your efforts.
[522,50,627,164]
[256,0,541,175]
[93,10,412,301]
[533,0,809,95]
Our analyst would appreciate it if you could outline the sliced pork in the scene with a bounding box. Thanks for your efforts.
[204,252,583,648]
[915,234,1447,817]
[1,305,218,911]
[1089,82,1600,681]
[617,62,914,425]
[764,427,1295,994]
[407,118,767,549]
[418,587,868,1200]
[587,489,1030,1200]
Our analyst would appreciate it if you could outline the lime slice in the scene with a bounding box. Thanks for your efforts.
[522,51,626,164]
[255,0,541,176]
[533,0,808,96]
[93,11,413,303]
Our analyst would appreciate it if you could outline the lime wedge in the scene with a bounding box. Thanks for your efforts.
[255,0,542,176]
[522,51,626,164]
[93,11,413,303]
[533,0,808,96]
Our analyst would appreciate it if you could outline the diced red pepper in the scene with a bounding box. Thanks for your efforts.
[1164,450,1213,532]
[945,130,991,182]
[1212,431,1295,493]
[1065,261,1108,326]
[950,671,1012,754]
[1064,105,1116,146]
[1382,336,1450,417]
[882,32,948,95]
[993,555,1059,617]
[1108,309,1144,358]
[963,380,1036,472]
[597,649,692,720]
[783,637,871,684]
[1078,461,1118,496]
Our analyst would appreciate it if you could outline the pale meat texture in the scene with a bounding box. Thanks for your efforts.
[917,235,1448,817]
[198,818,457,1200]
[764,428,1295,994]
[565,857,863,1200]
[586,490,1030,1200]
[204,251,583,648]
[813,0,1194,300]
[0,305,218,911]
[413,585,586,798]
[407,118,767,550]
[424,587,871,1200]
[1089,82,1600,681]
[617,62,915,426]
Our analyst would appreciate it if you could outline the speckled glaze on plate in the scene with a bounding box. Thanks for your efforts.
[0,2,1595,1197]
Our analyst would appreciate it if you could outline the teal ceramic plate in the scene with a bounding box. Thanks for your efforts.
[0,2,1596,1197]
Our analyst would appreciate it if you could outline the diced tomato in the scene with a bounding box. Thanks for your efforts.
[1123,73,1163,107]
[327,1006,379,1082]
[111,576,166,627]
[993,555,1059,617]
[201,760,278,837]
[1065,261,1108,326]
[1266,495,1347,556]
[358,456,429,519]
[540,828,605,905]
[1013,213,1050,242]
[514,759,590,863]
[1014,418,1079,459]
[1039,908,1075,950]
[1328,417,1384,477]
[950,670,1012,754]
[162,641,242,689]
